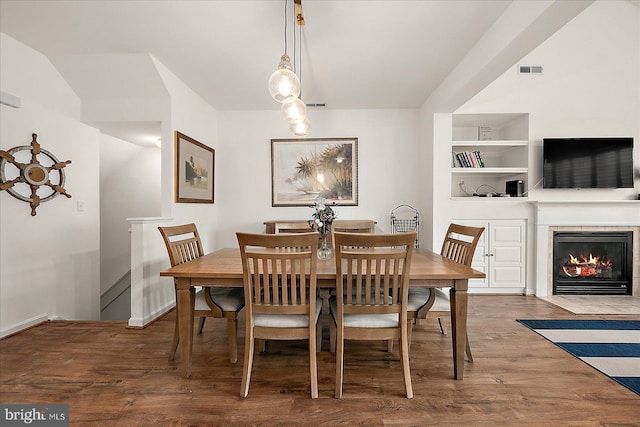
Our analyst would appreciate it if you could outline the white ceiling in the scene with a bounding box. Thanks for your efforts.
[0,0,512,112]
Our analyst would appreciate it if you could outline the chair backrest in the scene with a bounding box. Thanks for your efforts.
[332,220,376,233]
[274,222,315,234]
[158,223,204,268]
[334,232,416,315]
[237,232,318,316]
[440,223,485,266]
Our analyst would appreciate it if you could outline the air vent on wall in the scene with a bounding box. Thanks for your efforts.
[519,65,543,74]
[305,103,326,108]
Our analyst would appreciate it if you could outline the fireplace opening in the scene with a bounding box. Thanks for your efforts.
[553,231,633,295]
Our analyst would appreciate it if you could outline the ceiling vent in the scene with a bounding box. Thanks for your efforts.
[518,65,543,75]
[305,103,326,108]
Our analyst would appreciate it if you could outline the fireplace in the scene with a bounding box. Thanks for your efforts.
[553,231,633,295]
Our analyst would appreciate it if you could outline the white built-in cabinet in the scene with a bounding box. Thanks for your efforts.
[454,219,526,293]
[451,113,529,198]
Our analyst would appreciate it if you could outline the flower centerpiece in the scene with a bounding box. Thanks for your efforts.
[308,198,335,259]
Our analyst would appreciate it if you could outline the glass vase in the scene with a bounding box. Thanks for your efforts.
[318,233,332,260]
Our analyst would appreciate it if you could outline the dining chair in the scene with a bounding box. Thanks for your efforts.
[330,231,417,399]
[274,222,315,234]
[407,223,484,362]
[158,223,245,363]
[236,232,321,398]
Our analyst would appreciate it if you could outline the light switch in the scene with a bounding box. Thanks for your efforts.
[77,200,85,212]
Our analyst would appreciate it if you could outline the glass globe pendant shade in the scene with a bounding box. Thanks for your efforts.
[281,98,307,123]
[290,117,311,136]
[268,55,301,103]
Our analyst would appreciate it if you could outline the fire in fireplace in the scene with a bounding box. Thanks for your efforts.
[553,231,633,295]
[561,253,613,279]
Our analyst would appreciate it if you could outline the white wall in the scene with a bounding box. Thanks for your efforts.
[456,0,640,201]
[100,134,161,294]
[427,0,639,295]
[0,33,101,336]
[126,57,222,327]
[216,109,420,248]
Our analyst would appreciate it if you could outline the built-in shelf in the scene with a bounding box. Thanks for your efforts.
[452,167,528,174]
[451,113,529,197]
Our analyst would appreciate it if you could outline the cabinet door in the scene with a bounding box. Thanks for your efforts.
[488,220,525,288]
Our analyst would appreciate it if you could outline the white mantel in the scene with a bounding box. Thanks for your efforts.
[531,201,640,297]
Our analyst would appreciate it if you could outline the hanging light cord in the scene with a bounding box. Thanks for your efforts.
[298,18,302,98]
[283,0,288,55]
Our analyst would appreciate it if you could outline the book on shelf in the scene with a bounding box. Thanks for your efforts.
[452,151,485,168]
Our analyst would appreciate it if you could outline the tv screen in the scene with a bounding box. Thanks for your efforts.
[543,137,634,189]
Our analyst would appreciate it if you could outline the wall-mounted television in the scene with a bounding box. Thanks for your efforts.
[543,137,634,189]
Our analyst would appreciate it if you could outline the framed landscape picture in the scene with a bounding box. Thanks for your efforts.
[175,131,214,203]
[271,137,358,207]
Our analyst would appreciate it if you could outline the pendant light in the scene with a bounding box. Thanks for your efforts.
[268,0,300,103]
[268,54,300,103]
[281,97,307,123]
[290,117,311,136]
[269,0,311,136]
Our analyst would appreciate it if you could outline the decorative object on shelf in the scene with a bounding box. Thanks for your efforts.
[309,198,335,259]
[390,205,420,248]
[0,133,71,216]
[478,126,496,140]
[269,0,311,136]
[175,131,214,204]
[271,137,358,207]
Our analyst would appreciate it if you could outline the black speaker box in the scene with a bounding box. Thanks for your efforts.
[505,180,525,197]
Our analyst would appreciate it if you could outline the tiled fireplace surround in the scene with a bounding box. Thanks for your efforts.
[532,201,640,297]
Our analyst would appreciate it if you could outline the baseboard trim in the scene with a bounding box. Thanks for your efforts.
[1,313,49,339]
[127,301,174,329]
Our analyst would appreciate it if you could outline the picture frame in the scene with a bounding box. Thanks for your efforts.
[175,131,214,203]
[271,137,358,207]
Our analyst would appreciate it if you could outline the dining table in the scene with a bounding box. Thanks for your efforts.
[160,247,485,379]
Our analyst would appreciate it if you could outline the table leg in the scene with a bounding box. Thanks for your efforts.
[450,279,468,380]
[176,279,195,377]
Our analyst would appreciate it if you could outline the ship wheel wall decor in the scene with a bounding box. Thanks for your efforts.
[0,133,72,216]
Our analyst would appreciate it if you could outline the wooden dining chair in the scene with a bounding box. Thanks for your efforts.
[158,223,245,363]
[274,222,315,234]
[330,231,416,399]
[236,232,321,398]
[407,223,484,362]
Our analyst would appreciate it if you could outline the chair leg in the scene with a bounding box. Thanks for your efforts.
[465,333,474,363]
[407,321,413,351]
[438,317,446,335]
[316,319,323,352]
[335,327,344,399]
[399,325,413,399]
[387,339,394,352]
[169,317,179,361]
[197,316,206,335]
[227,315,238,364]
[329,318,336,353]
[240,326,255,398]
[309,321,318,399]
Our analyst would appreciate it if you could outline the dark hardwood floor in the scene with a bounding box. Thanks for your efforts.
[1,296,639,426]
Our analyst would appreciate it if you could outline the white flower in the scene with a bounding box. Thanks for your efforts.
[315,218,320,224]
[317,222,323,227]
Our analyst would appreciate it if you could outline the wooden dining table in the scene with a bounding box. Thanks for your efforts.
[160,247,485,379]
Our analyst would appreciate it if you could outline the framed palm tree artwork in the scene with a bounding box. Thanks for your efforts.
[271,138,358,207]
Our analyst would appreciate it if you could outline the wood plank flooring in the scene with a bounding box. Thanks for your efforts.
[1,296,639,426]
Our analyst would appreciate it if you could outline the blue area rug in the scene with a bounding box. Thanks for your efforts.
[517,319,640,396]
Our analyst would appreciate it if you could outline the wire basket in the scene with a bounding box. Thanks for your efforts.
[390,204,420,248]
